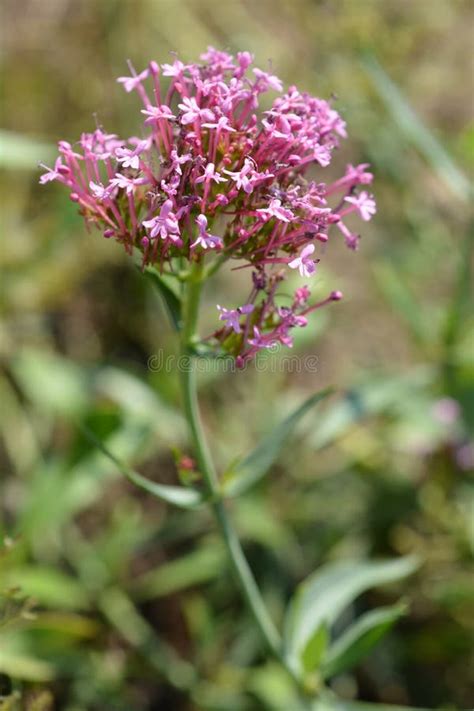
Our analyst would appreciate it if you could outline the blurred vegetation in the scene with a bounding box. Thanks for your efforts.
[0,1,473,709]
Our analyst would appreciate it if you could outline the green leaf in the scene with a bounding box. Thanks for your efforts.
[20,420,153,536]
[301,623,329,674]
[2,566,89,611]
[132,544,225,600]
[98,587,196,689]
[310,370,434,450]
[223,388,333,497]
[362,54,471,202]
[95,366,185,437]
[283,556,419,674]
[0,649,54,682]
[82,425,206,509]
[143,265,182,331]
[372,263,431,346]
[321,603,407,679]
[247,661,307,711]
[11,349,89,417]
[442,226,474,353]
[124,467,206,509]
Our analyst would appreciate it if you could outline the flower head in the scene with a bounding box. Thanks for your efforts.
[41,46,375,363]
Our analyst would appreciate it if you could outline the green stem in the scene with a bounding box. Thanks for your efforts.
[179,263,282,658]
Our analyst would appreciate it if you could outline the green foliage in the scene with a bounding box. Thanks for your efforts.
[362,55,471,203]
[143,265,183,331]
[224,389,332,497]
[301,624,329,675]
[320,604,407,679]
[84,428,206,509]
[283,557,418,677]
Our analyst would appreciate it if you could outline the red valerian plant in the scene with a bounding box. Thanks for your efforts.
[41,46,375,364]
[41,49,417,706]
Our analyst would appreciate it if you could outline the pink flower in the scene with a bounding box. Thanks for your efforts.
[109,173,148,194]
[253,67,283,92]
[248,326,277,349]
[344,191,376,221]
[89,181,111,200]
[41,46,374,363]
[117,68,149,92]
[432,398,460,425]
[294,286,311,306]
[161,174,181,197]
[57,141,82,159]
[346,163,373,185]
[257,198,295,223]
[200,47,235,71]
[178,97,215,125]
[191,215,223,250]
[161,60,190,77]
[202,115,237,133]
[143,200,180,241]
[115,145,146,170]
[39,157,68,184]
[224,158,273,195]
[235,51,254,77]
[217,304,254,333]
[262,112,293,139]
[170,149,192,175]
[195,162,227,185]
[141,105,175,124]
[312,143,332,167]
[288,243,317,278]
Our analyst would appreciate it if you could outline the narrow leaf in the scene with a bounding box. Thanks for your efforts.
[81,425,205,509]
[98,587,196,688]
[2,566,89,610]
[311,369,434,450]
[363,55,471,202]
[133,545,225,599]
[224,388,333,497]
[442,225,474,352]
[321,603,407,679]
[12,349,89,417]
[284,556,419,672]
[124,468,206,509]
[372,263,430,346]
[0,649,54,682]
[301,623,329,674]
[143,265,182,331]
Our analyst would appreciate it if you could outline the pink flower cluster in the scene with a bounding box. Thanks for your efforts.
[40,47,375,362]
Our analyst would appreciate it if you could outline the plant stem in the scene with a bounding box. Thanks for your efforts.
[179,263,282,658]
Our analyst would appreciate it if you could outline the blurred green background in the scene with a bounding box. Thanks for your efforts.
[1,1,473,709]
